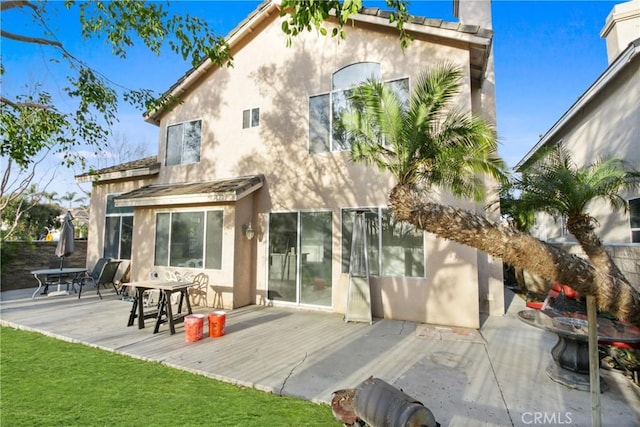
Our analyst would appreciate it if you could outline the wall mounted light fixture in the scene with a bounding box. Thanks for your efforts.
[243,222,255,240]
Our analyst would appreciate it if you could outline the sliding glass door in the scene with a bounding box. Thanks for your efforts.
[268,211,332,307]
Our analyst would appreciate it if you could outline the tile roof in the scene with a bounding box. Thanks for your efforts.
[113,174,265,207]
[360,7,493,38]
[75,156,160,182]
[145,1,493,123]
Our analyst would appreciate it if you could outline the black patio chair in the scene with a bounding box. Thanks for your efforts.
[78,260,122,299]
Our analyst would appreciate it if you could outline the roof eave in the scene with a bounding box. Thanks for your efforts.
[514,39,639,172]
[144,2,493,125]
[114,176,264,208]
[75,163,161,184]
[144,1,280,125]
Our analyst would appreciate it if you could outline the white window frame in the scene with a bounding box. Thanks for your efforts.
[308,62,409,154]
[165,119,202,166]
[154,208,224,269]
[242,107,260,129]
[266,210,333,307]
[341,207,425,278]
[104,194,134,260]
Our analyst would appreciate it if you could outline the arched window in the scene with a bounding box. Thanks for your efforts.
[309,62,408,153]
[332,62,381,90]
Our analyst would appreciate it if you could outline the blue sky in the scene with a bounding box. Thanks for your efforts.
[1,0,620,198]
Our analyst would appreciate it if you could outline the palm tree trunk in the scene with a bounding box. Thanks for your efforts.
[389,184,640,326]
[566,215,627,280]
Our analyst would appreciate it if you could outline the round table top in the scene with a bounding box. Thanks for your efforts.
[518,309,640,344]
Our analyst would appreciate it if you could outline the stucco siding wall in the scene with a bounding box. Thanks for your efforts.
[86,176,158,270]
[155,16,473,195]
[530,56,639,244]
[150,15,486,327]
[85,10,497,328]
[126,203,239,310]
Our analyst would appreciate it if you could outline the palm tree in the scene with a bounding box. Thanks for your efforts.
[41,190,59,205]
[60,191,86,211]
[342,63,640,325]
[517,148,640,308]
[345,63,507,202]
[496,183,536,233]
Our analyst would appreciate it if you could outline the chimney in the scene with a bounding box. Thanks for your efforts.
[454,0,492,28]
[600,0,640,64]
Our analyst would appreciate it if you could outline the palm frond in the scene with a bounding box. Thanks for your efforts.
[343,62,506,196]
[518,149,640,219]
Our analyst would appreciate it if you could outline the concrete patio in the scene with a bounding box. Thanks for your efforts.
[1,286,639,426]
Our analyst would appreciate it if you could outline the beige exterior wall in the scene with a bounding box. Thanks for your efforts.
[530,54,640,244]
[86,176,157,269]
[87,3,499,328]
[457,0,505,317]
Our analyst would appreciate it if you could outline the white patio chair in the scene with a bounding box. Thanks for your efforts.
[146,270,183,306]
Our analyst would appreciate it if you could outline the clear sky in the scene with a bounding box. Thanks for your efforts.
[1,0,621,199]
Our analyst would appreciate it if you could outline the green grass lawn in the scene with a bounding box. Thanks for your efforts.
[0,327,338,426]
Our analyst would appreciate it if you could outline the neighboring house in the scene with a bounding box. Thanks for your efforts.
[515,0,640,244]
[77,0,503,329]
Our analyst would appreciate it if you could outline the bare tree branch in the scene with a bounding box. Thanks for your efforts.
[1,29,63,47]
[1,96,54,110]
[0,152,57,240]
[1,1,37,12]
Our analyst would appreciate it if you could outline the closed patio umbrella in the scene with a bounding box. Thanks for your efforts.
[48,211,76,296]
[55,211,75,269]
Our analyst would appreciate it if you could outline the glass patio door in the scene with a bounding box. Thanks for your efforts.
[268,212,332,307]
[268,213,298,303]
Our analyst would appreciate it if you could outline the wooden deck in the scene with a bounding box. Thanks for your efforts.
[0,287,374,402]
[3,286,640,426]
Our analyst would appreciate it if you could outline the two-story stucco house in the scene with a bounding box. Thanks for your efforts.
[77,0,504,329]
[515,0,640,244]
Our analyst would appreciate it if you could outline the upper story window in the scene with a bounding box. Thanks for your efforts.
[166,120,201,166]
[243,108,260,129]
[309,62,409,154]
[630,198,640,243]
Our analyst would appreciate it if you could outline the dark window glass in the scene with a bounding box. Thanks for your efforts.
[243,108,260,129]
[103,217,120,259]
[629,198,640,228]
[630,198,640,243]
[169,212,204,267]
[104,195,134,260]
[251,108,260,127]
[342,208,424,278]
[120,216,133,260]
[308,62,409,154]
[205,211,223,269]
[309,95,331,153]
[154,213,170,266]
[154,211,223,269]
[165,120,201,166]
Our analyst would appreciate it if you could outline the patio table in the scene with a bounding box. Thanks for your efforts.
[31,267,88,300]
[126,280,194,335]
[518,309,640,391]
